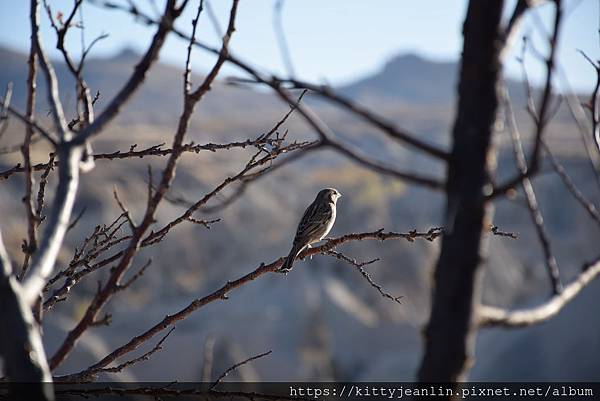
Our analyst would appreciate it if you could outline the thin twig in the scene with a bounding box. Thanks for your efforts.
[502,85,562,294]
[210,350,272,390]
[326,250,402,304]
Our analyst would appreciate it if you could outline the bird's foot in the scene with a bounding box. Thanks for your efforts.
[307,244,314,260]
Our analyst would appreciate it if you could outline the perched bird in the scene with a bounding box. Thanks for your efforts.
[280,188,342,273]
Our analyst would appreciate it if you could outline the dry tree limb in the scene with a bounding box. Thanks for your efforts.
[42,0,96,130]
[0,100,57,146]
[266,84,444,189]
[0,135,311,181]
[67,206,87,232]
[55,225,513,382]
[143,139,315,246]
[20,0,81,315]
[230,74,446,188]
[279,78,450,160]
[0,230,53,398]
[154,90,309,212]
[502,87,562,294]
[557,71,600,188]
[479,256,600,327]
[48,0,240,372]
[493,0,564,197]
[43,213,133,311]
[20,10,40,277]
[44,139,310,313]
[35,153,56,227]
[499,0,547,59]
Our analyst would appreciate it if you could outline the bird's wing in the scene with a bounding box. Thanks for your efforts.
[293,200,332,244]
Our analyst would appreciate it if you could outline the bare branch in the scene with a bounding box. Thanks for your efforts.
[493,1,564,196]
[268,85,445,189]
[210,350,272,390]
[578,49,600,155]
[0,98,58,147]
[99,327,175,375]
[113,187,136,230]
[67,206,87,232]
[499,0,546,59]
[36,153,56,226]
[48,0,241,372]
[542,142,600,226]
[271,78,450,161]
[326,250,402,304]
[479,256,600,327]
[502,86,562,294]
[142,139,314,246]
[55,225,513,382]
[20,19,41,277]
[183,0,204,94]
[0,231,53,398]
[117,259,152,292]
[73,0,180,145]
[88,0,450,163]
[22,0,82,306]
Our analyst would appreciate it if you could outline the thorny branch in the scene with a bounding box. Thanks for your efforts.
[1,136,309,181]
[55,225,515,382]
[20,15,40,277]
[43,90,311,317]
[43,213,132,311]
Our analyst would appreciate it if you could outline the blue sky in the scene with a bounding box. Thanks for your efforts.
[0,0,597,92]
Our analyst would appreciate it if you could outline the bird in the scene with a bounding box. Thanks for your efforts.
[280,188,342,273]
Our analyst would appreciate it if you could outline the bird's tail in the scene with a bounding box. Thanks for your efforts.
[280,244,303,272]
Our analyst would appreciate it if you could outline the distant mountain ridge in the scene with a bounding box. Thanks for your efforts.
[339,53,459,103]
[0,45,535,132]
[0,45,466,110]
